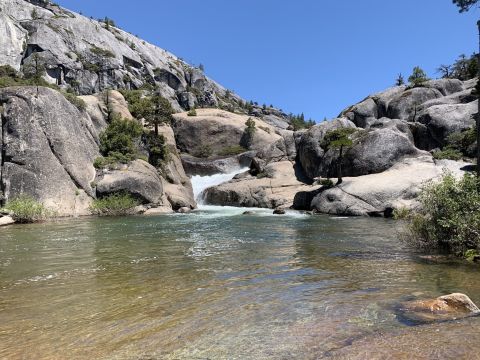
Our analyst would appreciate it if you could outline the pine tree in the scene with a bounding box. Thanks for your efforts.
[408,66,429,87]
[395,73,405,86]
[321,128,356,185]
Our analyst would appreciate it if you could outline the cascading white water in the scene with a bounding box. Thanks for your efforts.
[191,167,250,205]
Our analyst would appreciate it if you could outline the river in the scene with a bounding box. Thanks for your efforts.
[1,171,480,359]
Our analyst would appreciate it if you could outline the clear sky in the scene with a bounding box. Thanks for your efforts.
[55,0,478,121]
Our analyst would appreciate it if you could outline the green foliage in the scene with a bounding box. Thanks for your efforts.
[288,113,316,130]
[408,66,429,86]
[195,144,213,158]
[187,108,197,116]
[90,192,139,216]
[465,249,480,261]
[218,145,247,156]
[393,207,410,220]
[62,91,86,111]
[245,117,256,135]
[453,0,479,12]
[98,117,143,165]
[403,173,480,255]
[259,125,271,134]
[395,73,405,86]
[2,195,52,223]
[90,45,115,58]
[433,148,463,161]
[321,127,356,150]
[318,178,334,188]
[144,132,169,166]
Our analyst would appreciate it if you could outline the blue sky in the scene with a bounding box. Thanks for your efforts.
[55,0,478,121]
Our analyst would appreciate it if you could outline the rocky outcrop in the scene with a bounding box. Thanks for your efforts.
[95,160,165,205]
[0,0,292,126]
[156,124,196,210]
[0,86,98,215]
[172,109,281,156]
[398,293,480,324]
[204,161,321,209]
[0,215,15,226]
[310,156,467,216]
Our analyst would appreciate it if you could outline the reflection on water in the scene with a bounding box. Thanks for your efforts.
[1,212,480,359]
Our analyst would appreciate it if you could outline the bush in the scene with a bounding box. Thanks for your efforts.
[2,195,52,223]
[62,91,86,111]
[99,117,143,161]
[194,145,213,158]
[90,46,115,58]
[433,148,463,161]
[90,192,139,216]
[218,145,247,156]
[144,132,169,166]
[187,108,197,116]
[402,173,480,256]
[318,178,334,188]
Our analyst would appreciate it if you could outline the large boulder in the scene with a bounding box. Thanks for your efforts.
[310,156,467,216]
[0,86,98,215]
[296,118,356,180]
[398,293,480,325]
[416,100,477,149]
[297,117,422,180]
[387,87,443,121]
[252,130,297,174]
[95,160,165,205]
[172,109,281,156]
[181,152,255,176]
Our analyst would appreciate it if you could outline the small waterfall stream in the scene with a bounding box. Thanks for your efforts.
[191,167,250,206]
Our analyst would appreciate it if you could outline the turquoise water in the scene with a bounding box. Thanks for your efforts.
[1,208,480,359]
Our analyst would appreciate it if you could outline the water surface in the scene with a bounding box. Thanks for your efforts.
[1,209,480,359]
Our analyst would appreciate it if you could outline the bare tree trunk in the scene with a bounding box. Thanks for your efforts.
[154,123,159,136]
[337,145,343,185]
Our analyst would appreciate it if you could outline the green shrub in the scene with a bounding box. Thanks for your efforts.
[402,173,480,256]
[99,117,143,161]
[90,192,139,216]
[393,207,410,220]
[2,195,52,223]
[218,145,247,156]
[90,46,115,58]
[62,91,86,111]
[144,132,169,166]
[259,125,271,134]
[194,145,213,158]
[433,148,463,161]
[318,178,334,188]
[187,108,197,116]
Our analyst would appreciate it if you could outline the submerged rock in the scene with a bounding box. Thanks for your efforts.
[273,208,286,215]
[398,293,480,325]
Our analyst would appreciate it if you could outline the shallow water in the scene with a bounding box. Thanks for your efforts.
[1,210,480,359]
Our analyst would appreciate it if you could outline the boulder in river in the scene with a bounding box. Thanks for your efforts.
[398,293,480,325]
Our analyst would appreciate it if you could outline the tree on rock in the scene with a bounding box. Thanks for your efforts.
[148,95,174,136]
[243,117,257,149]
[23,53,46,97]
[408,66,429,87]
[321,128,356,185]
[453,0,479,12]
[395,73,405,86]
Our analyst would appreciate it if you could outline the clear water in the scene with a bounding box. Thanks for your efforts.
[1,212,480,359]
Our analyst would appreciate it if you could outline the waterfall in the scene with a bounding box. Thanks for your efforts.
[191,167,249,205]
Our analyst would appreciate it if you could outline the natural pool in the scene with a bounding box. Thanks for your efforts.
[1,207,480,359]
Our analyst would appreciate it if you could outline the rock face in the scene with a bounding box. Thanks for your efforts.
[0,86,196,216]
[0,87,98,215]
[398,293,480,324]
[310,156,466,216]
[95,160,165,205]
[181,152,255,176]
[173,109,281,156]
[156,124,196,210]
[1,0,292,125]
